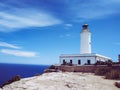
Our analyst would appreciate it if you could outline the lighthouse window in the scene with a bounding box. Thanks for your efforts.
[78,60,81,65]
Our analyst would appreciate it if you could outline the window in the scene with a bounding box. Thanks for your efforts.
[87,60,91,65]
[70,60,72,64]
[63,59,66,65]
[78,60,81,65]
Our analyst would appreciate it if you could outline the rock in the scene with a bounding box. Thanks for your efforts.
[115,82,120,88]
[1,75,21,88]
[44,69,60,73]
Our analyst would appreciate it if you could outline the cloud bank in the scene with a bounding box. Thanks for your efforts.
[0,41,37,57]
[0,0,120,32]
[0,0,63,32]
[0,41,21,49]
[66,0,120,21]
[0,9,62,32]
[114,42,120,46]
[0,49,37,57]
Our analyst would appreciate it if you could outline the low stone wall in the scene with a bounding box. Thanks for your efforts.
[48,65,120,73]
[55,65,108,72]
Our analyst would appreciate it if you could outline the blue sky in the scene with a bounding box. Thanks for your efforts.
[0,0,120,65]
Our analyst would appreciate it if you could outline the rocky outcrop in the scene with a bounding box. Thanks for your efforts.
[1,72,120,90]
[1,75,21,88]
[115,82,120,88]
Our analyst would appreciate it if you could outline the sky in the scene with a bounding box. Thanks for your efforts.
[0,0,120,65]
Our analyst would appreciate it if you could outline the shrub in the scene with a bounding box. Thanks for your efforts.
[11,75,21,81]
[1,75,21,88]
[34,73,41,76]
[115,82,120,88]
[95,67,111,76]
[49,65,55,69]
[95,67,120,80]
[105,70,120,80]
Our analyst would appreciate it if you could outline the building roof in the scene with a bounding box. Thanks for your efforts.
[60,53,112,60]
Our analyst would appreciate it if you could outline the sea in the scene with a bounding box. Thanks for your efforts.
[0,63,49,87]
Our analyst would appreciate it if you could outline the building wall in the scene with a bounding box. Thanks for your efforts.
[60,55,111,65]
[60,56,96,65]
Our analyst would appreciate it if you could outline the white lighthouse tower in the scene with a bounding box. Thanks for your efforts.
[59,24,112,65]
[80,24,91,54]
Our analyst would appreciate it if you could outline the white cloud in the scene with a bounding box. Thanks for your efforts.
[0,49,37,57]
[114,42,120,45]
[1,0,120,30]
[67,0,120,20]
[0,9,62,32]
[65,24,73,27]
[0,41,37,57]
[66,34,71,37]
[60,33,71,38]
[0,41,21,49]
[64,23,73,30]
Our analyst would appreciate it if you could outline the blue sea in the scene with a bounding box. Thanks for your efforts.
[0,63,49,87]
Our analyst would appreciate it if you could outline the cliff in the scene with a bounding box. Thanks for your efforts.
[1,72,120,90]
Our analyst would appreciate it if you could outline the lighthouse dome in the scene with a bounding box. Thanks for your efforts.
[81,24,90,33]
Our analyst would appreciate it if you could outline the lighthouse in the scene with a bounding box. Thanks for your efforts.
[59,24,111,65]
[80,24,91,54]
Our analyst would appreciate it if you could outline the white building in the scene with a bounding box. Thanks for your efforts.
[60,24,111,65]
